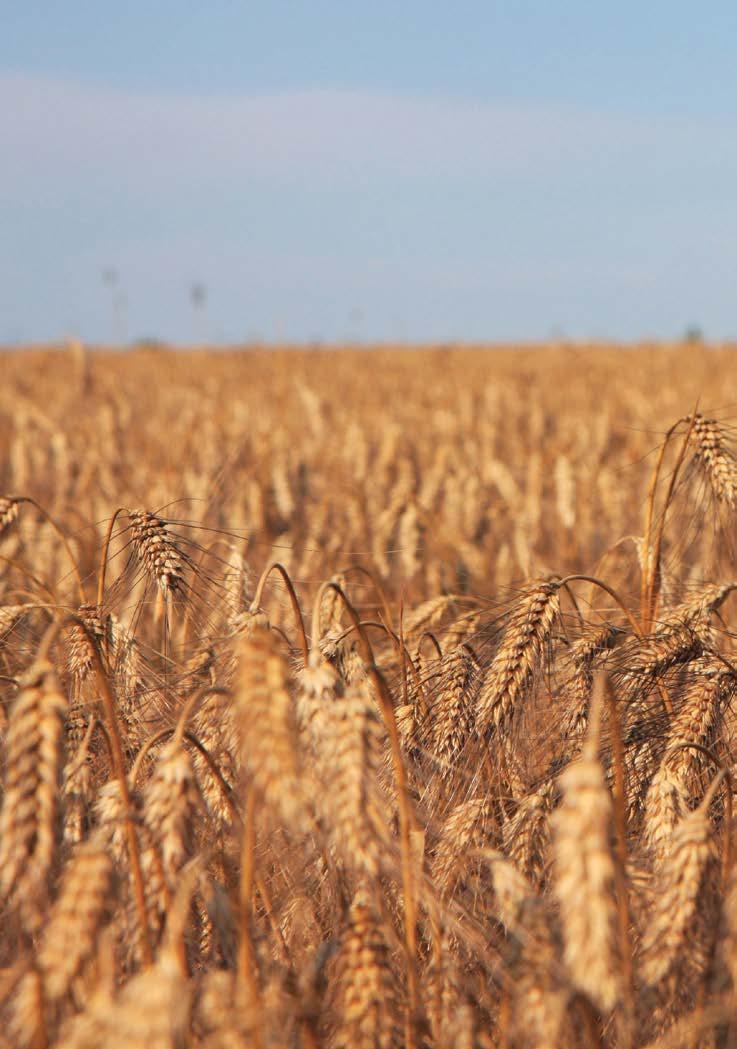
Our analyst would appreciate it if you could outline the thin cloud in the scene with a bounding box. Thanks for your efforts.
[3,72,736,198]
[3,74,737,342]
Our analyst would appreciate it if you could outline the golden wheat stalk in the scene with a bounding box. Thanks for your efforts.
[0,659,67,929]
[643,660,729,854]
[0,495,20,535]
[552,685,619,1013]
[37,835,114,1001]
[66,604,108,681]
[329,886,395,1049]
[428,644,479,771]
[503,779,555,883]
[128,508,186,595]
[432,796,490,896]
[142,737,199,885]
[319,681,385,880]
[640,773,723,985]
[236,624,306,830]
[688,413,737,508]
[476,581,560,734]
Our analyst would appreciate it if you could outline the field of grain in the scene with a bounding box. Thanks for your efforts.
[2,341,737,1048]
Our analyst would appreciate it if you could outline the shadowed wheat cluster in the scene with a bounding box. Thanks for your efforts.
[2,343,737,1048]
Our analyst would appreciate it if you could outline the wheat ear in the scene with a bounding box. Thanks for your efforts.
[552,680,619,1012]
[476,581,560,734]
[641,773,723,985]
[0,659,67,930]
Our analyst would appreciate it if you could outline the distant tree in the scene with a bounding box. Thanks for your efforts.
[190,283,207,311]
[101,267,127,343]
[134,336,167,350]
[190,283,208,344]
[101,267,118,290]
[683,324,704,345]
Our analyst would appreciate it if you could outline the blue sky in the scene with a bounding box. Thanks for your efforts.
[2,2,737,344]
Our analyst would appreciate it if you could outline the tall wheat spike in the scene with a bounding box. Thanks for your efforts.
[296,650,343,753]
[428,644,480,770]
[432,796,490,896]
[58,865,196,1049]
[66,604,107,682]
[688,413,737,508]
[190,689,238,828]
[552,678,620,1013]
[643,660,730,854]
[319,681,385,880]
[558,623,621,755]
[62,713,95,845]
[640,775,722,986]
[475,582,560,734]
[479,849,569,1048]
[0,496,20,535]
[143,738,200,885]
[0,659,67,928]
[93,778,129,863]
[128,508,186,594]
[37,835,114,1001]
[329,886,395,1049]
[503,778,556,883]
[236,624,306,830]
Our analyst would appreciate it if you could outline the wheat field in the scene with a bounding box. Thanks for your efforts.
[2,341,737,1047]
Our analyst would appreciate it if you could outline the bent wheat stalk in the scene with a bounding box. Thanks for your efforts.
[249,560,309,666]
